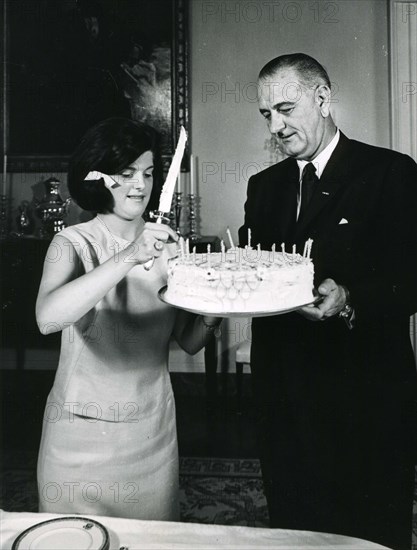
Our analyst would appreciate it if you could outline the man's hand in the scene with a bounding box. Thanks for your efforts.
[298,278,347,321]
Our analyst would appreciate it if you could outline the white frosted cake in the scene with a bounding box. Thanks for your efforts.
[164,245,315,315]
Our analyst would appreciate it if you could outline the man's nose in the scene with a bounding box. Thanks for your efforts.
[269,112,285,135]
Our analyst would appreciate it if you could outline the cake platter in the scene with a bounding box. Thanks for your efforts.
[158,286,322,318]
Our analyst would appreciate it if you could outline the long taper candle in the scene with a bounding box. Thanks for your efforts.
[2,154,7,196]
[179,236,185,258]
[190,154,195,195]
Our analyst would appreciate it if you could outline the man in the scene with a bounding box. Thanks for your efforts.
[239,53,417,550]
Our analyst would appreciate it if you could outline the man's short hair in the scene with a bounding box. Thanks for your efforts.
[259,53,331,89]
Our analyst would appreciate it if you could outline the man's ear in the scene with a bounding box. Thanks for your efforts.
[315,85,332,117]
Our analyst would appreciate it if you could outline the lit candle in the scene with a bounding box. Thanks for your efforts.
[190,154,195,195]
[2,154,7,196]
[226,227,235,249]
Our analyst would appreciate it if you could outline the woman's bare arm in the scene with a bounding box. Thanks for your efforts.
[36,235,141,333]
[173,310,222,355]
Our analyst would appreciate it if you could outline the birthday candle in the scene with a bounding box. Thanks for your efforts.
[292,244,296,256]
[248,228,251,248]
[307,239,313,259]
[185,238,190,258]
[193,246,196,264]
[271,243,276,262]
[220,240,226,262]
[303,241,308,258]
[179,236,185,258]
[207,244,211,268]
[226,227,235,249]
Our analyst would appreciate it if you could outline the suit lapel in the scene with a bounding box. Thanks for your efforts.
[295,133,353,238]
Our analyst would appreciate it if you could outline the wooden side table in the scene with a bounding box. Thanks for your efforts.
[0,237,61,369]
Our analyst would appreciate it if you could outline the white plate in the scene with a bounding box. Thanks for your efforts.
[12,516,109,550]
[158,286,321,318]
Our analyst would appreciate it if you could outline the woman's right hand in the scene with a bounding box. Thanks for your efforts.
[129,222,179,265]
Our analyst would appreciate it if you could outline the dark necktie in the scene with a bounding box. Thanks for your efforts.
[298,162,318,220]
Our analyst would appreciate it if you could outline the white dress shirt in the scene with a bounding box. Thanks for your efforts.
[296,129,340,219]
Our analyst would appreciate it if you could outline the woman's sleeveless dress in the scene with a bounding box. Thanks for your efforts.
[37,217,179,520]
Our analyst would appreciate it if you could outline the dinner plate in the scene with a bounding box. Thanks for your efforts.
[158,286,321,318]
[12,516,110,550]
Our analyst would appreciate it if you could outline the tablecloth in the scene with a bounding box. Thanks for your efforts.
[0,510,392,549]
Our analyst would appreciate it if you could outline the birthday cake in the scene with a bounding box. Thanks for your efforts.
[164,242,315,315]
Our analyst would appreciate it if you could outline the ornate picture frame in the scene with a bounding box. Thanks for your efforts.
[1,0,189,174]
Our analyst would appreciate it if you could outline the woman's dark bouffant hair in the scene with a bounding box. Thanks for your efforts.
[67,118,162,214]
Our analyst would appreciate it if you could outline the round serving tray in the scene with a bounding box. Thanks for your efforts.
[158,286,321,318]
[12,516,110,550]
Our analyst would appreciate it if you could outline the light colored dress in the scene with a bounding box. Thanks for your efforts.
[37,217,179,520]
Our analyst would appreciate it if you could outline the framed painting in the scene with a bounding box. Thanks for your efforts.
[0,0,189,174]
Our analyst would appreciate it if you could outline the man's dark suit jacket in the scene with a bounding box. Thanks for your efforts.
[238,133,417,549]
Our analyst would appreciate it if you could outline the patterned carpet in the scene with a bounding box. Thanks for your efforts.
[179,457,268,527]
[1,453,416,548]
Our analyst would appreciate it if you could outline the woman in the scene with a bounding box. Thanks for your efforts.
[36,118,220,521]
